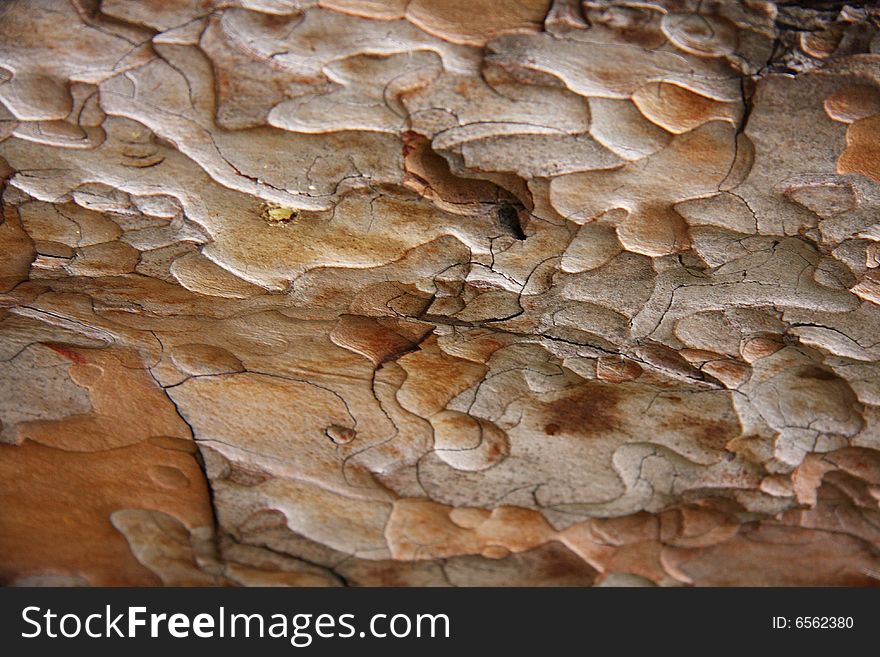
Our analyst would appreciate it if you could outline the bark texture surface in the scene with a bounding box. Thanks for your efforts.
[2,0,880,586]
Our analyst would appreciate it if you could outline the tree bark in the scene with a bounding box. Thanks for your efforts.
[1,0,879,586]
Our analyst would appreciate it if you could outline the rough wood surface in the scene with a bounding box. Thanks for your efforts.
[2,0,880,586]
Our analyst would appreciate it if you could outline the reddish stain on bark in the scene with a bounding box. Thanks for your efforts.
[541,384,622,436]
[45,343,87,364]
